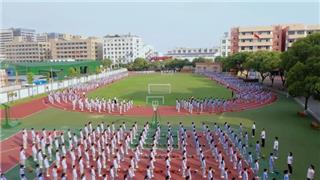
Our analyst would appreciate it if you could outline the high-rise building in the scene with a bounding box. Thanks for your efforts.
[4,37,51,62]
[103,34,146,64]
[50,37,103,60]
[219,32,231,57]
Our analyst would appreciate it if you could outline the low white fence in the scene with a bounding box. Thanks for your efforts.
[131,71,155,74]
[0,68,128,104]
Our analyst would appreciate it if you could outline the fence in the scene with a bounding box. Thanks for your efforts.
[0,68,128,104]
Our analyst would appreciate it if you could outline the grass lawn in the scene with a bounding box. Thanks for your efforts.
[2,94,320,179]
[1,73,319,180]
[88,73,232,106]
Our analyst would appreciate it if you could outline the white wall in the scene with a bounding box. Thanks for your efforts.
[0,68,128,104]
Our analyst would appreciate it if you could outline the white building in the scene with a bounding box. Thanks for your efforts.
[166,47,218,61]
[219,32,231,57]
[103,34,147,64]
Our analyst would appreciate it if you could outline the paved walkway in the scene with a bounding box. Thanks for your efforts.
[263,77,320,122]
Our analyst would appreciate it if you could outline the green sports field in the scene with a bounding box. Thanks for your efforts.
[88,73,232,105]
[1,73,320,180]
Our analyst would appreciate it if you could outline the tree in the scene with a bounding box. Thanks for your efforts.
[221,52,251,73]
[281,32,320,86]
[101,59,113,69]
[68,67,78,77]
[214,56,226,63]
[95,66,101,74]
[244,51,281,84]
[192,57,212,67]
[165,59,191,71]
[286,61,320,110]
[27,72,34,85]
[132,58,149,71]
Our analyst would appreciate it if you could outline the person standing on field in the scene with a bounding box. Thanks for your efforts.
[261,128,266,148]
[287,152,293,174]
[252,122,256,138]
[273,136,279,159]
[307,164,315,180]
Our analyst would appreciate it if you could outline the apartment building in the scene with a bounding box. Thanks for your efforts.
[4,37,51,61]
[12,28,36,42]
[103,34,146,64]
[0,28,36,59]
[219,32,231,57]
[0,29,14,59]
[166,47,218,61]
[285,24,320,50]
[230,25,285,54]
[37,32,85,42]
[50,37,103,60]
[230,24,320,54]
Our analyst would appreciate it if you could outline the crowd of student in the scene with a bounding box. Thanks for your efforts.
[175,72,275,114]
[1,119,316,180]
[48,72,134,115]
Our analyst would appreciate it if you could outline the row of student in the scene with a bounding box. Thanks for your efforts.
[11,120,317,180]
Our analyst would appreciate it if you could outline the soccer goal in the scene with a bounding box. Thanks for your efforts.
[148,83,171,94]
[146,96,165,105]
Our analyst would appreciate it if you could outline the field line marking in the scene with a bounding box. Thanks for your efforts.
[0,147,20,154]
[0,131,21,142]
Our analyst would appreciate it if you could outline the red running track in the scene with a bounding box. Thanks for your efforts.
[0,98,48,119]
[0,132,32,173]
[45,132,254,179]
[47,95,277,117]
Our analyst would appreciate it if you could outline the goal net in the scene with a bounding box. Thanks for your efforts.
[148,83,171,94]
[146,96,165,105]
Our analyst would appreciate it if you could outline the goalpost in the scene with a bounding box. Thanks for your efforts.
[147,83,171,94]
[146,96,165,105]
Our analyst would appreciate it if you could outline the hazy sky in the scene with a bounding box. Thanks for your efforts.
[1,0,319,52]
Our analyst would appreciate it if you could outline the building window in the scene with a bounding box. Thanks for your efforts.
[297,31,305,35]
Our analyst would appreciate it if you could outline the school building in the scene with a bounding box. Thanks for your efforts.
[230,24,320,54]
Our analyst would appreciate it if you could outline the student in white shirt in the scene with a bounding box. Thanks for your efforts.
[90,165,96,180]
[72,165,78,180]
[260,128,266,148]
[19,165,25,179]
[252,122,256,137]
[20,148,26,166]
[287,152,293,174]
[273,136,279,158]
[52,165,58,180]
[43,155,50,177]
[61,156,67,173]
[0,173,7,180]
[307,164,315,180]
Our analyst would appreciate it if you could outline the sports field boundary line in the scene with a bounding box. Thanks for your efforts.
[0,131,20,142]
[0,98,49,120]
[0,131,24,174]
